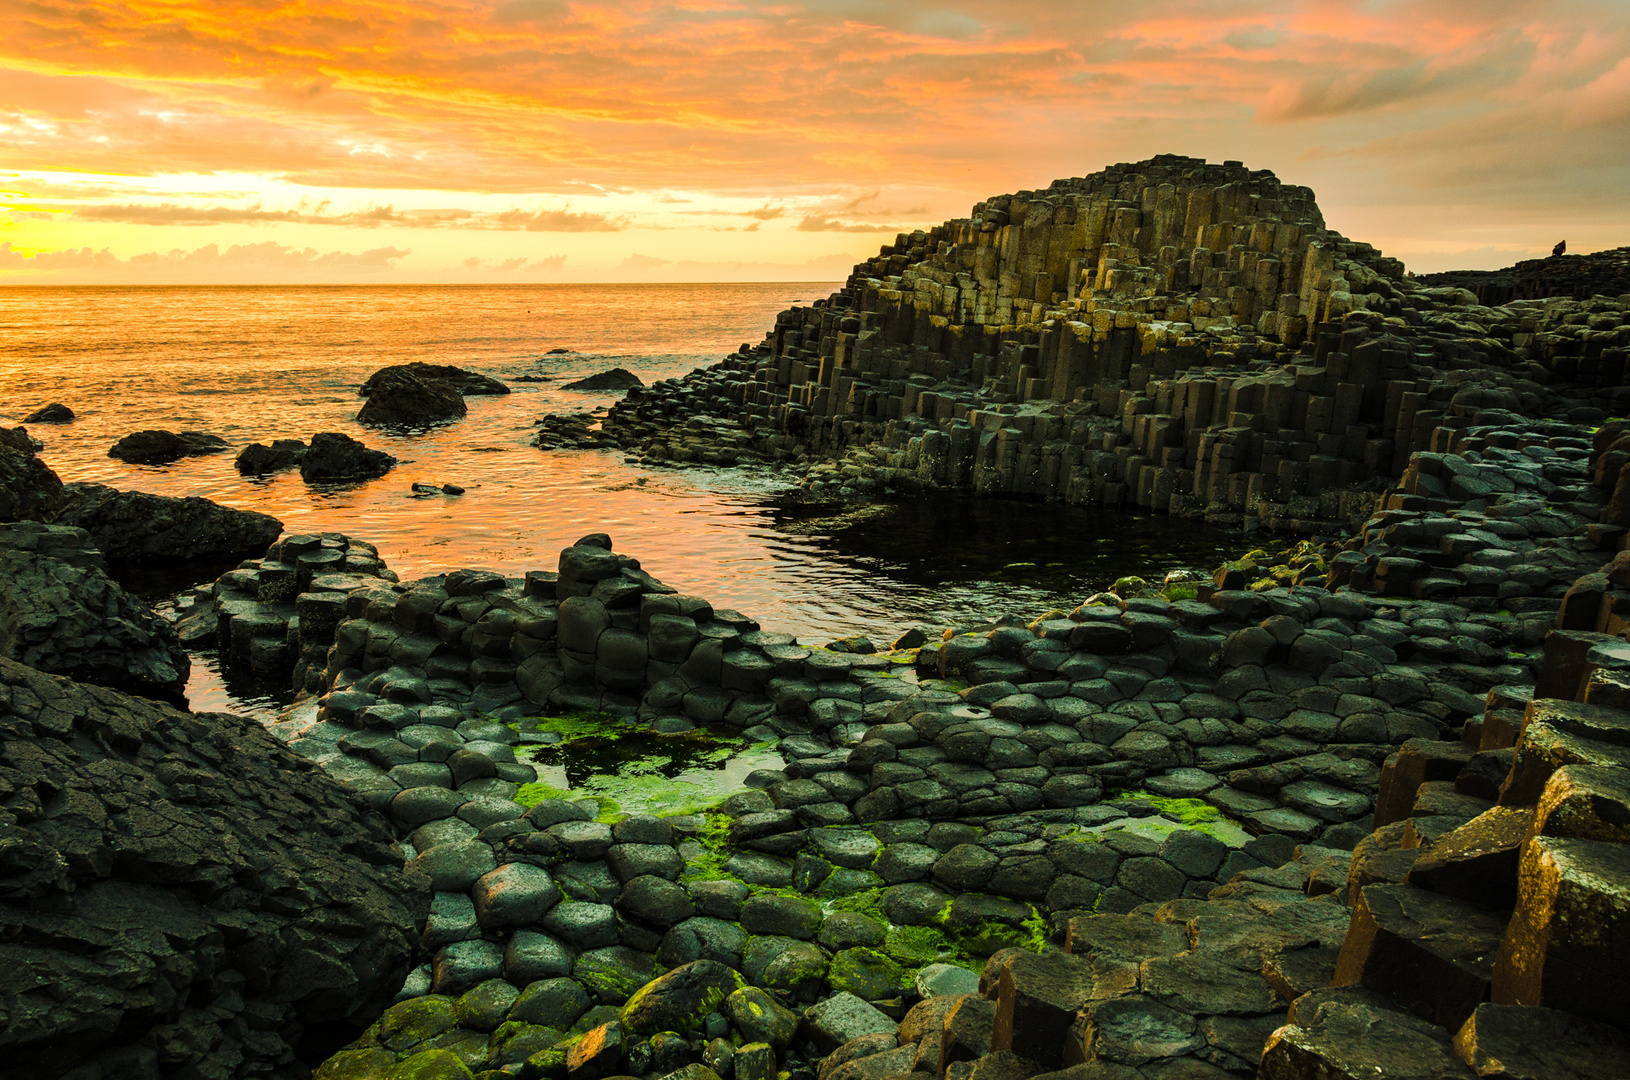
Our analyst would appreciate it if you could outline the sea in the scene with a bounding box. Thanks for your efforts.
[0,283,1239,715]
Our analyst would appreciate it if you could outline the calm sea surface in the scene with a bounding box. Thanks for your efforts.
[0,284,1239,713]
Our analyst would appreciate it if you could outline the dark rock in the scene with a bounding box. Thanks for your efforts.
[23,403,73,424]
[0,523,190,701]
[1335,882,1507,1030]
[724,986,798,1050]
[803,992,897,1054]
[300,432,397,482]
[564,368,645,391]
[236,439,307,474]
[0,430,64,522]
[357,363,508,428]
[0,656,429,1078]
[620,960,744,1037]
[1259,993,1470,1079]
[56,483,283,563]
[1452,1001,1630,1080]
[108,429,229,464]
[993,951,1096,1068]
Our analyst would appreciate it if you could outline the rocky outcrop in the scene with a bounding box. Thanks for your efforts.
[0,522,190,702]
[300,432,397,483]
[1417,246,1630,306]
[564,367,644,391]
[0,427,64,523]
[22,402,73,423]
[0,655,430,1079]
[108,429,230,465]
[56,482,283,564]
[357,363,508,429]
[237,438,309,475]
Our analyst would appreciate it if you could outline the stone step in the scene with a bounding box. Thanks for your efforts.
[1498,714,1630,807]
[1491,835,1630,1029]
[1259,986,1477,1079]
[1453,1002,1630,1080]
[1334,882,1509,1031]
[1531,763,1630,843]
[1375,739,1476,827]
[1405,806,1532,910]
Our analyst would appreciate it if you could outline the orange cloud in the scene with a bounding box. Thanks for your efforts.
[0,1,1624,281]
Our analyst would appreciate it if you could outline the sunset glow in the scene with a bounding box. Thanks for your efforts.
[3,0,1628,282]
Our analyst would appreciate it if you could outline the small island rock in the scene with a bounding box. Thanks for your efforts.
[299,431,397,482]
[563,367,644,391]
[108,429,230,465]
[22,403,74,423]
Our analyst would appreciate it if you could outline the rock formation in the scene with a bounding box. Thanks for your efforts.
[564,368,645,391]
[357,362,509,428]
[56,482,283,564]
[300,432,397,483]
[237,438,309,475]
[0,426,65,523]
[108,429,231,465]
[0,521,191,702]
[22,402,73,423]
[1418,246,1630,306]
[0,655,430,1079]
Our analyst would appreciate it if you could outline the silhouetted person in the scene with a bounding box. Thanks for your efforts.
[1553,240,1567,257]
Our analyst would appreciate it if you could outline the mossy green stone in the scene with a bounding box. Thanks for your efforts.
[385,1048,477,1080]
[378,996,459,1054]
[315,1048,397,1080]
[524,1046,571,1080]
[828,947,909,1000]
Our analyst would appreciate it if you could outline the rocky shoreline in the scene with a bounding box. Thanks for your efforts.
[4,154,1630,1078]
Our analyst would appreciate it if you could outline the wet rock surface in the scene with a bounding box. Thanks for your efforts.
[300,431,398,482]
[56,482,284,563]
[357,362,509,429]
[0,521,191,701]
[0,656,430,1080]
[0,426,65,523]
[108,428,230,464]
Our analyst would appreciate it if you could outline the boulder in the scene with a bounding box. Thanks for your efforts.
[563,368,644,391]
[0,656,430,1078]
[356,363,507,428]
[0,522,190,701]
[56,483,283,564]
[107,429,229,465]
[236,439,308,475]
[22,403,73,423]
[299,432,396,483]
[360,362,510,398]
[0,428,65,522]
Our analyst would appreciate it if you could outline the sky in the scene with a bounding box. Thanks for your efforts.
[2,0,1628,284]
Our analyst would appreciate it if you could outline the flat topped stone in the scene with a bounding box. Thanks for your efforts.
[1500,719,1630,806]
[1407,806,1532,909]
[802,992,897,1054]
[1533,763,1630,843]
[1454,1002,1630,1080]
[1524,697,1630,746]
[1336,883,1509,1030]
[1492,835,1630,1028]
[1260,995,1474,1080]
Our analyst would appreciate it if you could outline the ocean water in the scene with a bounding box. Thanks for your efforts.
[0,284,1239,713]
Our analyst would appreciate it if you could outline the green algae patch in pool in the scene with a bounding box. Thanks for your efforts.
[513,712,783,819]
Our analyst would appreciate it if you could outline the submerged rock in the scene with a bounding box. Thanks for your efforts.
[56,483,283,564]
[564,367,644,391]
[108,428,230,465]
[0,521,190,701]
[22,402,73,423]
[0,427,65,523]
[300,431,397,483]
[0,654,430,1078]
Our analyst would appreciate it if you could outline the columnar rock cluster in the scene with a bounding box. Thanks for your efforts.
[544,156,1630,539]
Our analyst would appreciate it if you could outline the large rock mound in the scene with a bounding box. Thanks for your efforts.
[300,432,397,483]
[0,656,431,1079]
[57,483,284,564]
[0,426,64,523]
[0,522,191,702]
[356,363,508,429]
